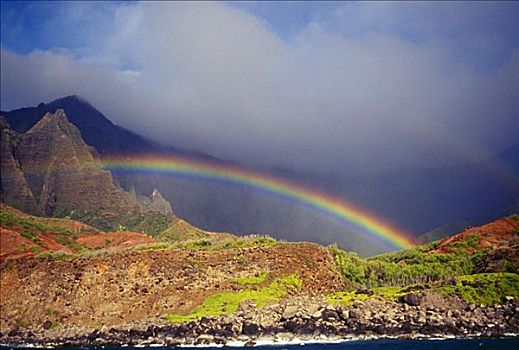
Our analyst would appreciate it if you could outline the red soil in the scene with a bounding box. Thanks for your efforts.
[36,232,75,255]
[0,227,40,262]
[431,218,518,254]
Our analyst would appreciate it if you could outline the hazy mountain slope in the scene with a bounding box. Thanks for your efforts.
[1,95,160,155]
[417,200,519,244]
[271,144,519,236]
[4,96,517,255]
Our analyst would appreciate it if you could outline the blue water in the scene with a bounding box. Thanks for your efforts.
[2,339,519,349]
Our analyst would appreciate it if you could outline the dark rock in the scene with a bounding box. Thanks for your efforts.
[43,320,52,330]
[322,309,338,321]
[349,309,361,319]
[299,320,317,334]
[340,309,349,320]
[443,279,456,286]
[7,326,20,337]
[176,324,190,336]
[399,293,423,306]
[146,325,157,337]
[242,322,260,336]
[87,330,99,341]
[285,319,299,332]
[355,288,374,296]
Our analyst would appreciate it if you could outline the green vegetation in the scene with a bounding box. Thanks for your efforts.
[327,273,519,306]
[510,214,519,234]
[175,235,277,251]
[437,273,519,305]
[35,250,74,261]
[327,291,369,305]
[120,211,171,236]
[157,220,208,242]
[329,234,489,288]
[328,226,519,306]
[134,242,171,252]
[49,321,60,330]
[1,261,14,270]
[1,207,91,252]
[60,208,116,232]
[327,285,415,305]
[166,274,302,323]
[1,209,44,244]
[16,319,29,328]
[231,271,269,286]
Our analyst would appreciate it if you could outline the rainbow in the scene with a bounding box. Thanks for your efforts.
[101,154,416,249]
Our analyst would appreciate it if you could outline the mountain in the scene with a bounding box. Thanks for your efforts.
[2,109,138,216]
[3,96,518,255]
[0,116,38,214]
[417,200,519,244]
[1,95,160,155]
[0,109,176,231]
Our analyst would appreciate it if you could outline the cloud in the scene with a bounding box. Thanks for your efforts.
[1,1,518,174]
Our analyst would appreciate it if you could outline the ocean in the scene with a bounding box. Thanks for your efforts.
[2,338,519,349]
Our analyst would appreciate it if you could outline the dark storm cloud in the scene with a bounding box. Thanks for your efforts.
[1,1,518,173]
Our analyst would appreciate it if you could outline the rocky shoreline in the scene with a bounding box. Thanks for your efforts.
[2,293,518,347]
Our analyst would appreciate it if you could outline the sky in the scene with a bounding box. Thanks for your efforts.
[1,1,518,174]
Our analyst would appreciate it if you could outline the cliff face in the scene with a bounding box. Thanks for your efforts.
[0,116,38,214]
[18,109,137,217]
[1,110,141,228]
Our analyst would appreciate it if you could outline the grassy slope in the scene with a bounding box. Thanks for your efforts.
[327,272,519,306]
[166,274,302,323]
[0,205,93,255]
[3,202,518,322]
[327,214,519,306]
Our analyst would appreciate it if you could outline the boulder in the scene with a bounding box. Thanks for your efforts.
[284,319,299,332]
[355,288,374,296]
[352,300,364,308]
[282,305,298,320]
[242,322,259,336]
[349,309,361,319]
[399,293,423,306]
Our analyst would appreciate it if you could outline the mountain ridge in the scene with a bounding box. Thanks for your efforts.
[1,95,161,155]
[3,96,518,255]
[0,109,175,231]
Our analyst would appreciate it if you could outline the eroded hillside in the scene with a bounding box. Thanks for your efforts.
[0,241,344,333]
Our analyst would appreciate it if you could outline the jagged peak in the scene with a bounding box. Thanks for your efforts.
[33,109,69,128]
[138,188,173,216]
[26,109,85,143]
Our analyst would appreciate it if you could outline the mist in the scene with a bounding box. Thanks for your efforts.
[1,1,518,174]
